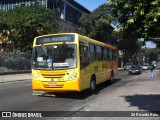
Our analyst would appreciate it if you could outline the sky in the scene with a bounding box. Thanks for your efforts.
[76,0,107,11]
[146,41,156,48]
[75,0,156,48]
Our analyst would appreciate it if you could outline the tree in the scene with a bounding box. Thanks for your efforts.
[112,27,145,63]
[79,4,116,44]
[141,47,159,64]
[109,0,160,40]
[0,5,59,51]
[79,3,145,63]
[108,0,160,62]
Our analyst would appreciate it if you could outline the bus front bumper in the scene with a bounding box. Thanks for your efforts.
[32,79,80,92]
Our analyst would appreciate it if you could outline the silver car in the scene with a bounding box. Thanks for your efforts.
[142,64,149,70]
[124,62,133,70]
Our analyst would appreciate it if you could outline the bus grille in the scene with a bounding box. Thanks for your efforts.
[40,70,67,78]
[43,84,64,88]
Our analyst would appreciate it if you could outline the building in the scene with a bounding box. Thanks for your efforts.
[0,0,117,46]
[0,0,90,32]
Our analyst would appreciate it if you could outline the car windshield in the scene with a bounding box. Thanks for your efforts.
[131,65,139,69]
[143,65,148,66]
[125,62,132,66]
[32,44,76,70]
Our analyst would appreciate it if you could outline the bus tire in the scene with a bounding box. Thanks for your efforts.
[109,71,114,84]
[89,76,96,94]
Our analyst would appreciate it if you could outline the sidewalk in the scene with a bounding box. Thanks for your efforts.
[78,70,160,112]
[0,73,31,83]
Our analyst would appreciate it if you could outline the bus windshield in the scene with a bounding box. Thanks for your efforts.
[32,44,76,70]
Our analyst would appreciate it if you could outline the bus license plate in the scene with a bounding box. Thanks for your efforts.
[49,82,56,86]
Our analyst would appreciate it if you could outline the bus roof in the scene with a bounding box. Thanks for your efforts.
[34,33,117,50]
[78,34,117,50]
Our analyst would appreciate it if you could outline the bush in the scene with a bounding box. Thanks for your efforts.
[0,51,31,70]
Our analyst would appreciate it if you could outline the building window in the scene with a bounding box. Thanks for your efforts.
[40,0,46,6]
[2,5,6,11]
[21,3,25,7]
[12,4,17,9]
[65,4,79,25]
[35,1,40,5]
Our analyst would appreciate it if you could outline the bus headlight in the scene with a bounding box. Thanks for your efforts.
[68,72,78,80]
[32,71,41,80]
[32,75,39,80]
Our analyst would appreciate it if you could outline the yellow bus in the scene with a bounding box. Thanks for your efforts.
[32,33,118,93]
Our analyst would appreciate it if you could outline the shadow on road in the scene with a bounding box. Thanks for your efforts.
[93,78,121,95]
[123,94,160,113]
[53,78,121,99]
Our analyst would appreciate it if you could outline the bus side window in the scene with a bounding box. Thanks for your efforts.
[110,50,113,60]
[103,48,107,61]
[108,49,112,60]
[112,50,116,60]
[89,43,95,62]
[101,47,104,60]
[80,42,84,62]
[96,45,102,61]
[80,42,89,68]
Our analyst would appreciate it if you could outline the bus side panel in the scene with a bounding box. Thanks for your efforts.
[80,65,91,91]
[94,61,103,84]
[102,61,108,81]
[113,60,118,76]
[106,61,111,80]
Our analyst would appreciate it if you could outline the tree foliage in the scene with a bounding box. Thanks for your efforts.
[79,3,145,63]
[79,4,116,43]
[109,0,160,39]
[0,5,59,51]
[108,0,160,62]
[141,48,159,63]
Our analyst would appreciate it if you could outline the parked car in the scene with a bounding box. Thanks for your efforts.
[142,64,149,70]
[129,65,142,75]
[152,61,157,67]
[124,62,133,70]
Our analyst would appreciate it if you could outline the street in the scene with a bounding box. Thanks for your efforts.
[0,70,160,120]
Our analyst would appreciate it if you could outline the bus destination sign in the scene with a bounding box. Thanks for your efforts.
[36,35,74,45]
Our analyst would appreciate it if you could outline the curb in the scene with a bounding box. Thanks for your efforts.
[0,79,31,83]
[0,71,31,75]
[118,68,124,71]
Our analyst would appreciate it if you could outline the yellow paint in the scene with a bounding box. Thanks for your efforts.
[32,33,118,93]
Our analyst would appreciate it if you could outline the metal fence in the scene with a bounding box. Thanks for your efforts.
[0,51,32,74]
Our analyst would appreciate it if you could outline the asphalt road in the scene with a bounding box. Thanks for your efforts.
[0,71,136,111]
[0,70,160,120]
[0,72,124,111]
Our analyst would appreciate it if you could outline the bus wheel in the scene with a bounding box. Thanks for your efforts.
[89,78,96,94]
[109,72,114,84]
